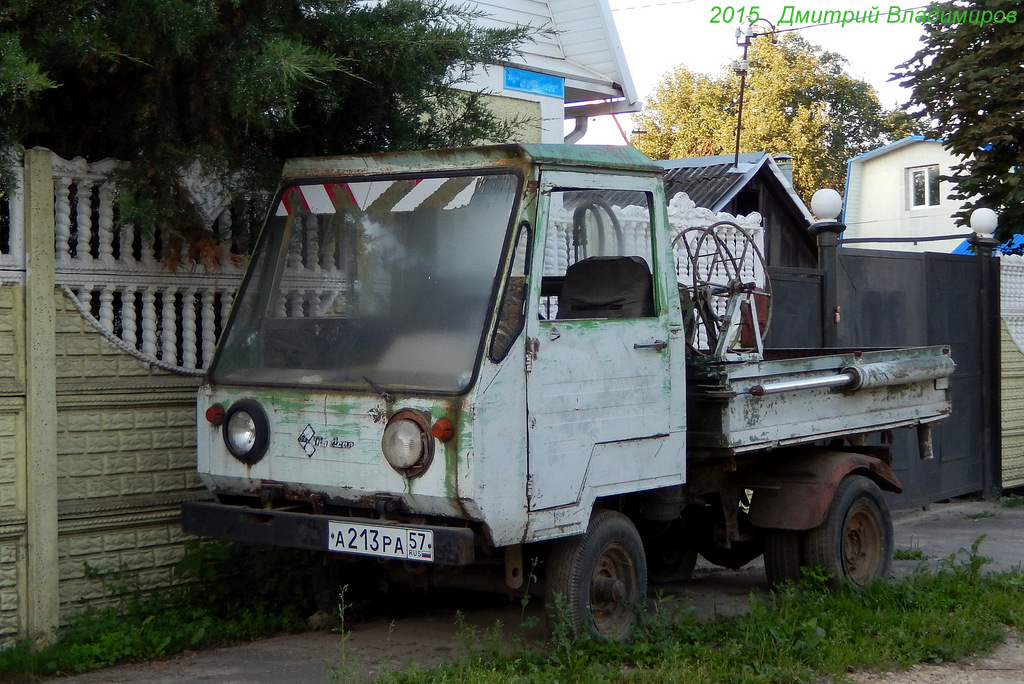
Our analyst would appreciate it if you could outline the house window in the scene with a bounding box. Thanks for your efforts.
[909,165,941,208]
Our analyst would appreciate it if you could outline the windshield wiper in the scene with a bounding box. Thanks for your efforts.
[363,375,395,403]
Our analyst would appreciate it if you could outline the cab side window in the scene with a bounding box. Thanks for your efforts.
[540,189,656,319]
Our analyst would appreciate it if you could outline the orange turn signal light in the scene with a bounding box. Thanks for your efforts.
[205,403,225,425]
[431,417,455,442]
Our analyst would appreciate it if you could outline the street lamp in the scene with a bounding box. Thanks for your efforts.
[968,206,999,495]
[732,20,776,169]
[808,188,845,347]
[969,207,1000,257]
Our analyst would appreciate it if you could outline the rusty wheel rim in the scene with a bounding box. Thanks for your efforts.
[589,542,637,637]
[842,504,883,585]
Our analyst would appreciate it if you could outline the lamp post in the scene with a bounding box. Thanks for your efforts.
[732,20,776,169]
[809,189,845,347]
[969,207,1000,496]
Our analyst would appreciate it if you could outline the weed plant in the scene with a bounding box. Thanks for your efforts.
[374,538,1024,684]
[892,547,926,560]
[0,540,317,681]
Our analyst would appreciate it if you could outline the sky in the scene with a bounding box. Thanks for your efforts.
[577,0,933,144]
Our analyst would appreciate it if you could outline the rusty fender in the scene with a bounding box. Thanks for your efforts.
[747,450,902,531]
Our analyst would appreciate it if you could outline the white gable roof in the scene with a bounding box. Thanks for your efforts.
[470,0,639,117]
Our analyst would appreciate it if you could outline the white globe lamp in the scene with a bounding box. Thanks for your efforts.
[970,207,998,237]
[811,188,843,222]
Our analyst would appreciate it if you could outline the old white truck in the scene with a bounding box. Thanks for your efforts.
[183,144,953,640]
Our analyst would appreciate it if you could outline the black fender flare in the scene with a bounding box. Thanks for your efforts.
[747,450,901,531]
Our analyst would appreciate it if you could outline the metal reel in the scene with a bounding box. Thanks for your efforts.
[673,221,771,361]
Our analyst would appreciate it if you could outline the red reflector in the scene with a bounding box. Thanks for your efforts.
[205,403,225,425]
[431,417,455,441]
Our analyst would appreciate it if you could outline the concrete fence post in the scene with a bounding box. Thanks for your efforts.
[23,148,59,642]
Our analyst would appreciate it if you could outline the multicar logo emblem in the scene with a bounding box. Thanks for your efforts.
[297,424,355,458]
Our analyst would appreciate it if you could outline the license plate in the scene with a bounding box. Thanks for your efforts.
[327,521,434,562]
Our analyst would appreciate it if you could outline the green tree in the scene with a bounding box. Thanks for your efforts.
[0,0,530,252]
[633,34,917,200]
[893,0,1024,242]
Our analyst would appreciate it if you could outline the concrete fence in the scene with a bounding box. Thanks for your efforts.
[1000,254,1024,489]
[0,148,250,642]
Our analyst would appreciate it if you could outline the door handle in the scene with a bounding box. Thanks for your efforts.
[634,340,667,351]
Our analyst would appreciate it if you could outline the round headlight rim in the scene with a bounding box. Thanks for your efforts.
[222,398,270,465]
[381,408,435,478]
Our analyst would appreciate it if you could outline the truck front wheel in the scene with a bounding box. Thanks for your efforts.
[803,475,893,590]
[545,509,648,641]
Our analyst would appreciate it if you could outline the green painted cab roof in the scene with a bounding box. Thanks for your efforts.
[281,144,662,181]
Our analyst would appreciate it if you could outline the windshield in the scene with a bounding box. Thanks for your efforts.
[211,171,521,394]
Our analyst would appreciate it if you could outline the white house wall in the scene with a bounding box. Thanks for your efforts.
[844,140,964,253]
[458,0,637,138]
[464,65,564,143]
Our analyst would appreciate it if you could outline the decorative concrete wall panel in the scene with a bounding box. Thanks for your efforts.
[1001,320,1024,489]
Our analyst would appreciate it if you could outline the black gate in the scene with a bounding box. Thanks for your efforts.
[767,247,1000,509]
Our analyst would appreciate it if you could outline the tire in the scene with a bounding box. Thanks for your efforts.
[763,530,804,587]
[803,475,893,590]
[545,509,648,641]
[642,519,698,583]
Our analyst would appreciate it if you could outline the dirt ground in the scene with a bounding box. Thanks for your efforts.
[52,499,1024,684]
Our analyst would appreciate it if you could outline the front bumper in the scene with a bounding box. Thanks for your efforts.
[182,501,476,565]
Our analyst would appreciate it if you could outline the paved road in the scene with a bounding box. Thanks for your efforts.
[51,498,1024,684]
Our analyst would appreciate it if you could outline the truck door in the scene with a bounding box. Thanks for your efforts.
[526,171,672,511]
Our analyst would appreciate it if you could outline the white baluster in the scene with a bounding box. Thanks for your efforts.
[287,223,302,271]
[201,290,216,368]
[311,286,323,317]
[220,291,234,329]
[142,228,157,266]
[54,176,72,261]
[122,289,138,349]
[161,289,178,363]
[120,223,136,265]
[75,179,94,262]
[97,182,115,263]
[77,286,94,319]
[182,290,198,369]
[288,290,304,318]
[142,289,158,357]
[99,286,114,333]
[305,214,320,270]
[321,226,337,272]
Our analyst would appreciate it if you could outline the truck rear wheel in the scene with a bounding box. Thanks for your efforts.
[803,475,893,590]
[642,519,697,583]
[763,530,804,587]
[545,509,648,641]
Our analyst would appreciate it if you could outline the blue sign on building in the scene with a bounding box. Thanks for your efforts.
[504,67,565,99]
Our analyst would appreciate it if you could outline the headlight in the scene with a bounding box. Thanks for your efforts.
[381,409,434,477]
[222,399,269,465]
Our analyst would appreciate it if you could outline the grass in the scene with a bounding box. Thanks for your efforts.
[0,539,319,682]
[2,538,1023,684]
[370,538,1024,684]
[1001,495,1024,508]
[965,510,996,520]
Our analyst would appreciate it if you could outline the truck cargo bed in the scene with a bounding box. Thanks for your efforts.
[686,346,954,455]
